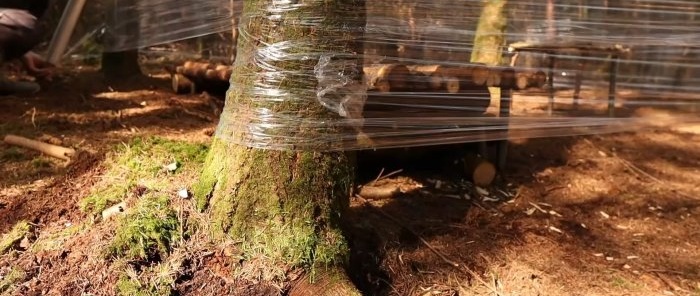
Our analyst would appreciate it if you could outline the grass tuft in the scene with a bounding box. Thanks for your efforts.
[0,221,32,255]
[115,254,183,296]
[108,194,180,261]
[0,267,25,294]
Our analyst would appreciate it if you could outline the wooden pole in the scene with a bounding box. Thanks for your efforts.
[3,135,75,161]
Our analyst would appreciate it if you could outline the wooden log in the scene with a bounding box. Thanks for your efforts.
[471,64,490,86]
[464,155,497,187]
[358,185,400,200]
[3,134,75,161]
[364,64,412,92]
[515,72,530,90]
[513,70,548,89]
[533,70,547,88]
[172,73,195,94]
[444,76,461,93]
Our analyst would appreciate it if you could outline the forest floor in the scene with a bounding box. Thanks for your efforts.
[0,66,699,296]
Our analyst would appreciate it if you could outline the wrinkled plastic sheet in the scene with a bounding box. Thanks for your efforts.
[109,0,700,151]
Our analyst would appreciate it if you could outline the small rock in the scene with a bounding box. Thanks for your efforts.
[476,187,489,196]
[178,189,190,199]
[600,211,611,219]
[19,236,31,249]
[606,257,614,261]
[164,162,179,172]
[623,264,631,269]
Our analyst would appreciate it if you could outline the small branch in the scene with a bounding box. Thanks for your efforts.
[3,134,75,161]
[358,185,400,200]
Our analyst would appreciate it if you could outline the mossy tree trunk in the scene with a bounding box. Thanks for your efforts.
[195,0,365,294]
[101,50,141,79]
[471,0,508,66]
[471,0,508,101]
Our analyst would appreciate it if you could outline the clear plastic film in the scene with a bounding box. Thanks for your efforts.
[102,0,239,52]
[202,0,700,151]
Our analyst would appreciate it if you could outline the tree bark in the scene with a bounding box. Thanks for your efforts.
[101,50,142,79]
[470,0,508,66]
[194,0,365,294]
[101,0,141,79]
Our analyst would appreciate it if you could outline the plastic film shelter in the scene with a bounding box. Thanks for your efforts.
[108,0,700,151]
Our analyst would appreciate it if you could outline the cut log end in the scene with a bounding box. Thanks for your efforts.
[465,155,497,187]
[172,74,195,94]
[472,160,497,187]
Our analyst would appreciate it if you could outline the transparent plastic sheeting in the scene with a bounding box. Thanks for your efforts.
[103,0,240,52]
[175,0,696,151]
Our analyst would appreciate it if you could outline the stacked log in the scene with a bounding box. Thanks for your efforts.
[171,61,233,95]
[364,63,542,92]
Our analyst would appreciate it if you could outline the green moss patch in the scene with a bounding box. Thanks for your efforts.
[81,137,208,215]
[0,221,32,255]
[115,253,184,296]
[31,223,87,252]
[0,267,25,294]
[108,194,180,261]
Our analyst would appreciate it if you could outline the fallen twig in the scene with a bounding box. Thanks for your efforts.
[371,168,404,185]
[3,134,75,161]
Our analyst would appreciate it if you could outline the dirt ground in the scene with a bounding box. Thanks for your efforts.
[0,66,699,296]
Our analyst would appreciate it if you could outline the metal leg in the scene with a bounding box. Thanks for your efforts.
[547,55,555,116]
[573,55,586,109]
[497,88,512,171]
[608,55,619,117]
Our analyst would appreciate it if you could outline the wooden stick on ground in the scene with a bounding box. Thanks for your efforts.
[3,134,75,161]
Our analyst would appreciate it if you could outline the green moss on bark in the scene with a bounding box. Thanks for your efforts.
[195,0,365,286]
[471,0,508,66]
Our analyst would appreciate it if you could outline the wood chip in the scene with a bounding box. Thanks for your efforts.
[606,257,615,261]
[548,210,563,217]
[482,196,499,202]
[627,256,639,260]
[476,187,489,196]
[600,211,611,219]
[548,226,563,234]
[102,202,127,220]
[528,202,547,214]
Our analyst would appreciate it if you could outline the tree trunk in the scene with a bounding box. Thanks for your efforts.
[101,50,141,79]
[194,0,365,294]
[470,0,508,66]
[101,0,141,79]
